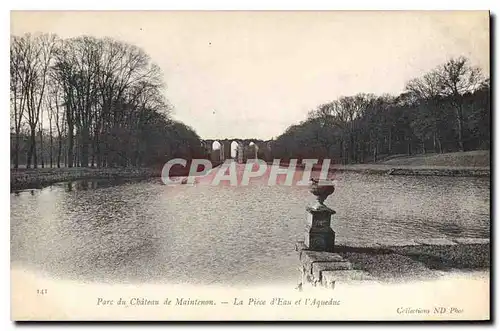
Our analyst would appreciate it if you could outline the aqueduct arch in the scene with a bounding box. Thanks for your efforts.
[201,138,273,163]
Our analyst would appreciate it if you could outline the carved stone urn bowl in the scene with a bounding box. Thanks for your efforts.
[309,178,335,206]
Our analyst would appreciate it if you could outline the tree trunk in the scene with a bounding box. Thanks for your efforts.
[433,133,437,153]
[39,125,44,168]
[456,104,465,152]
[28,126,37,168]
[49,114,53,168]
[388,129,392,155]
[360,140,364,164]
[57,137,62,168]
[373,139,378,162]
[63,145,67,167]
[67,126,74,168]
[91,149,95,168]
[14,135,20,170]
[74,137,79,167]
[80,127,90,167]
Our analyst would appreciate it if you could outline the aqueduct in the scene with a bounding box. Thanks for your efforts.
[201,139,273,163]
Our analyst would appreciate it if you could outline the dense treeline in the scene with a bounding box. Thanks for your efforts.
[271,57,490,164]
[10,33,203,169]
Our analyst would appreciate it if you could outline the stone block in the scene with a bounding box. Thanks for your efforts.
[300,251,345,274]
[321,270,373,288]
[305,211,332,228]
[295,240,307,252]
[304,226,335,252]
[416,238,457,246]
[452,238,490,245]
[376,239,420,247]
[311,261,353,281]
[335,238,381,248]
[300,251,344,266]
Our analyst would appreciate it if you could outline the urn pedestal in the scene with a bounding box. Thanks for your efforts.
[304,204,336,252]
[304,179,336,252]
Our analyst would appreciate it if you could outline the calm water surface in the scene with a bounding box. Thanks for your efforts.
[10,170,490,285]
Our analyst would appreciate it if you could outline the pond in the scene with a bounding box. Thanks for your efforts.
[10,169,490,286]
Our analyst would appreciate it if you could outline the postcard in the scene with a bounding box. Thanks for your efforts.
[10,10,490,321]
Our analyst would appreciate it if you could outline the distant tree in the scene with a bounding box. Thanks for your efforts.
[17,34,57,168]
[435,56,485,151]
[271,57,489,164]
[405,71,446,153]
[11,33,204,169]
[10,36,26,169]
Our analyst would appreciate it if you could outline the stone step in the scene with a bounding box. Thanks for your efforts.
[375,239,420,247]
[415,238,457,246]
[300,251,346,274]
[335,239,381,248]
[452,238,490,245]
[312,261,353,281]
[333,237,490,248]
[321,270,374,289]
[295,240,307,252]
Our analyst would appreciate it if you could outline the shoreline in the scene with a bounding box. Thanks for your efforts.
[295,239,490,290]
[298,239,490,271]
[10,159,226,191]
[10,167,162,191]
[287,163,490,177]
[11,161,490,191]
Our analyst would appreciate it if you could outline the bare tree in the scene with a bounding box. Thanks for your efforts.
[45,76,62,168]
[406,71,445,153]
[47,93,54,168]
[435,56,484,151]
[12,33,200,170]
[16,33,57,168]
[38,101,44,168]
[10,36,27,169]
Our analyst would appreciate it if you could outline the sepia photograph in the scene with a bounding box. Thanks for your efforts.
[9,9,491,321]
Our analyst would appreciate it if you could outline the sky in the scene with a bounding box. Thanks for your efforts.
[10,10,490,140]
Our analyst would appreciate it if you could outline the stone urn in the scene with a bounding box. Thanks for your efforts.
[304,178,336,252]
[309,178,335,209]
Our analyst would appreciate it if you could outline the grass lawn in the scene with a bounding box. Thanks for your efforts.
[379,150,490,168]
